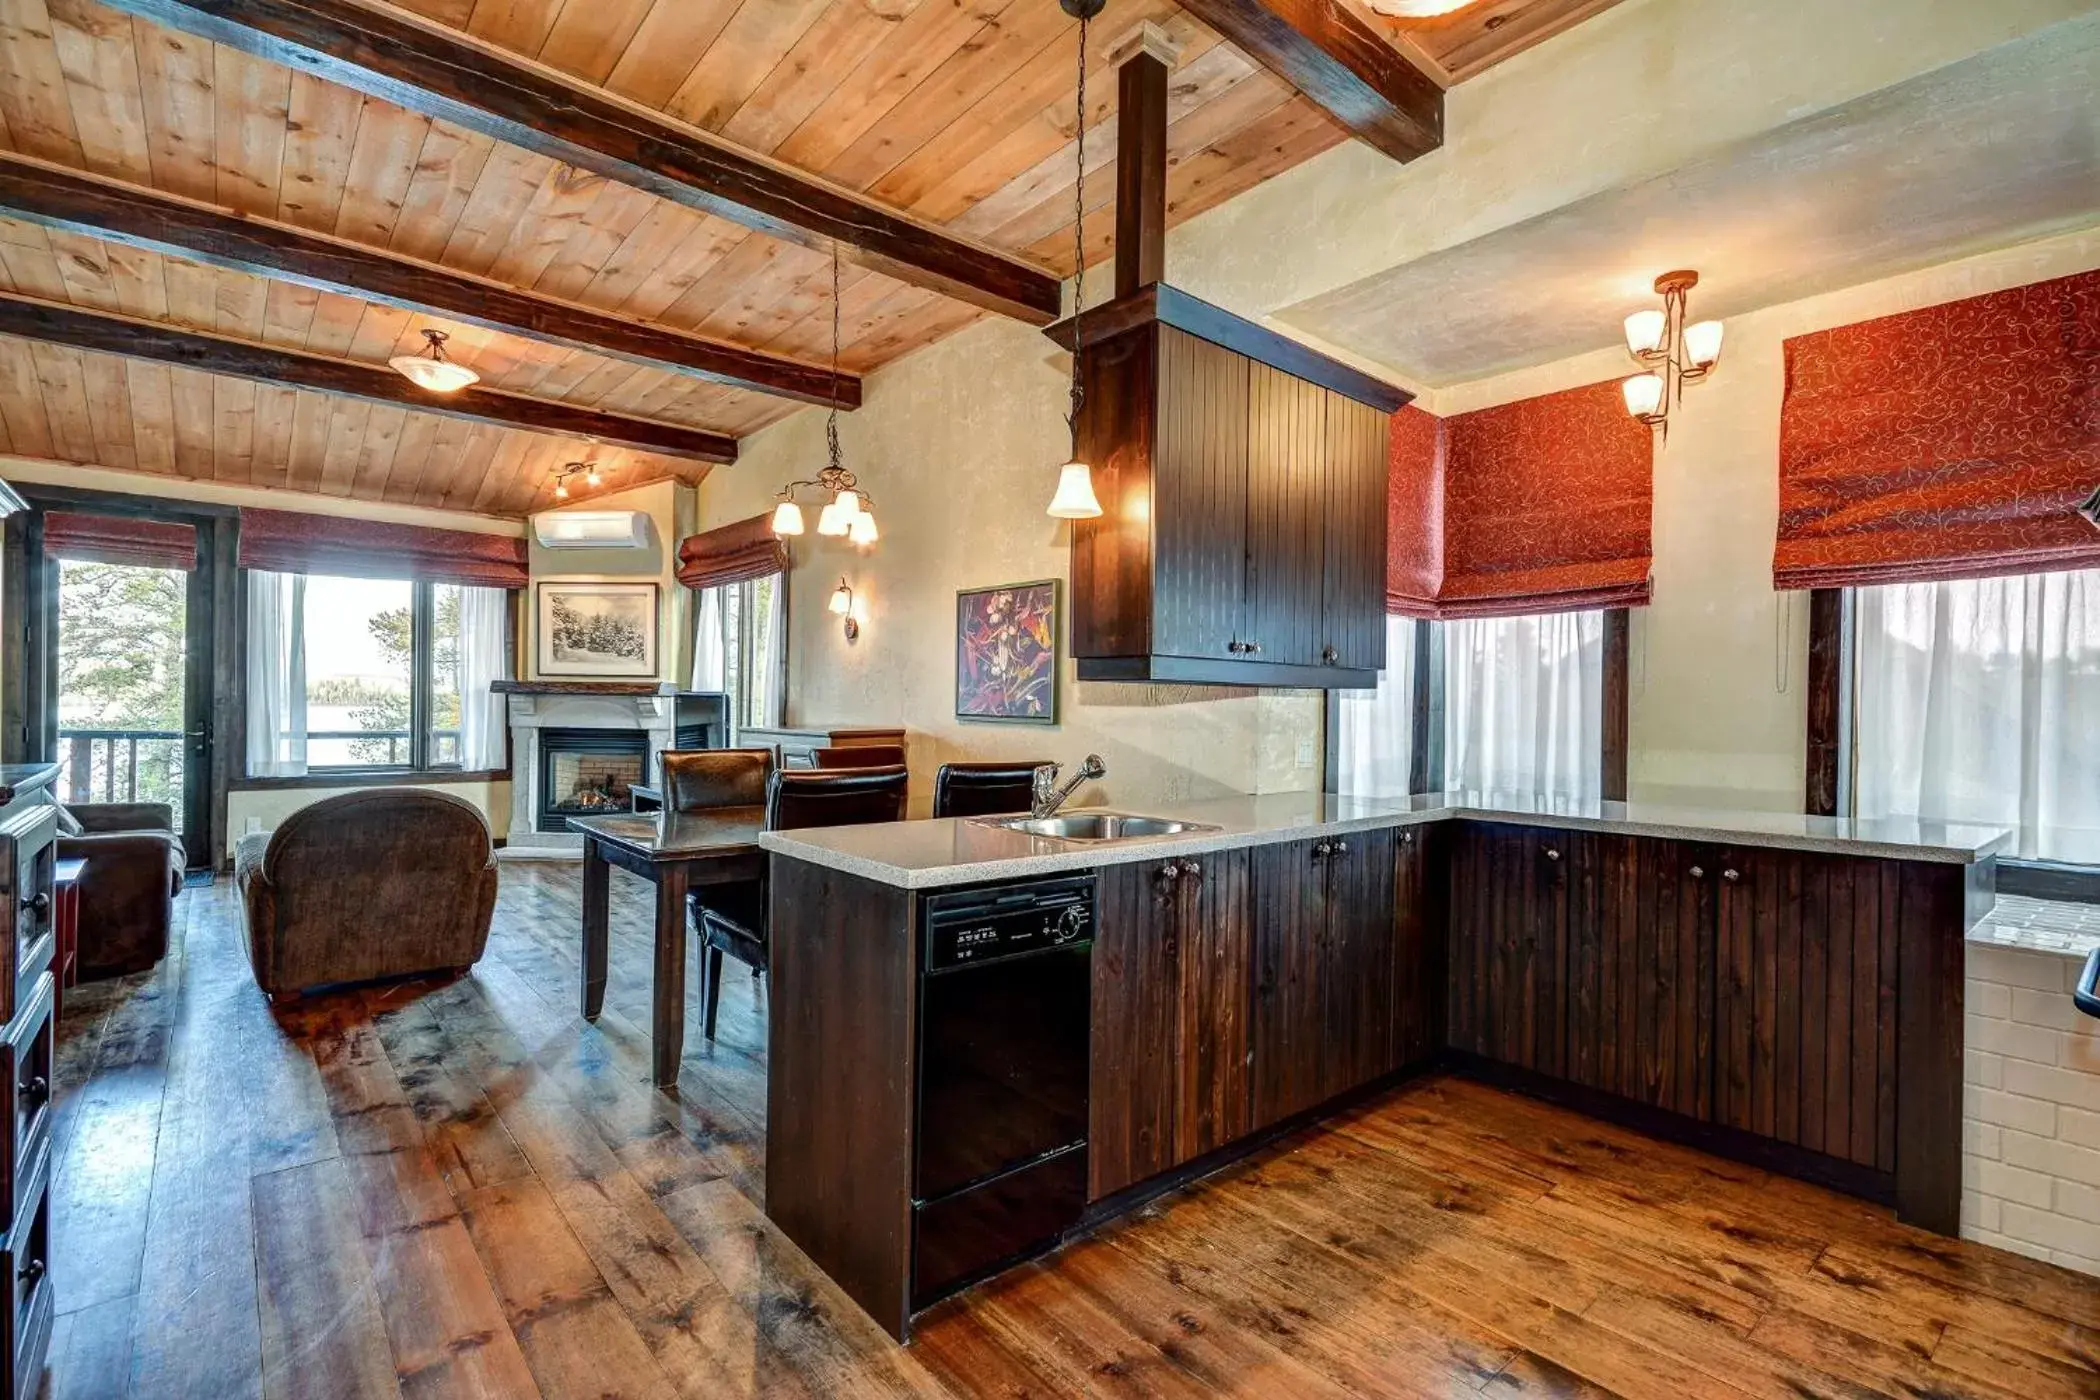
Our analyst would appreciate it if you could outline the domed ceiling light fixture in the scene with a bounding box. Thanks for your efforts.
[770,243,878,547]
[389,328,479,393]
[1046,0,1106,521]
[1621,269,1724,438]
[1365,0,1486,16]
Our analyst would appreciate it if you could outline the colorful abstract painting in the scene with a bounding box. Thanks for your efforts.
[955,579,1058,724]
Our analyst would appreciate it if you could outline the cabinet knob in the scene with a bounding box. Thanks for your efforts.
[1331,839,1349,857]
[1180,859,1201,878]
[1401,831,1414,846]
[18,1259,42,1286]
[1227,641,1244,654]
[20,891,48,915]
[1688,865,1705,880]
[1312,840,1331,859]
[17,1075,45,1101]
[1157,862,1179,881]
[1321,645,1339,665]
[1543,847,1561,862]
[1722,868,1741,883]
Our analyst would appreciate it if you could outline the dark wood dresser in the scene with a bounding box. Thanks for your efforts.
[739,726,906,770]
[0,765,56,1400]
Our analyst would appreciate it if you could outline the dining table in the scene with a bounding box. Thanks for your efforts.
[567,806,766,1086]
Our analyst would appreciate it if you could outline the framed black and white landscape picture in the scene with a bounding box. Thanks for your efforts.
[535,582,658,678]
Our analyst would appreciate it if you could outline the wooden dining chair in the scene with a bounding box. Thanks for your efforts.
[811,743,907,770]
[932,761,1049,818]
[693,765,909,1040]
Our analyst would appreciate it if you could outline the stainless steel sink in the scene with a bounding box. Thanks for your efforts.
[975,811,1220,842]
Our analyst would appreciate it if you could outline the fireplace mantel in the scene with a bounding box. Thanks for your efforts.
[491,680,680,697]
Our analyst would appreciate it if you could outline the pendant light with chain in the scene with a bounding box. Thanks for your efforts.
[1047,0,1107,520]
[770,243,877,546]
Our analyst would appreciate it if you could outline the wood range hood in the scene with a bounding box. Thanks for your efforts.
[1046,29,1411,690]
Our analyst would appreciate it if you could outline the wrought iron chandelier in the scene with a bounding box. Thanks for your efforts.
[1620,270,1724,437]
[770,242,877,546]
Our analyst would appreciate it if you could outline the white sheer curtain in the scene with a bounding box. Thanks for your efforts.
[690,586,727,691]
[1853,570,2100,863]
[1444,610,1604,801]
[245,570,308,777]
[1336,616,1417,798]
[456,584,511,771]
[746,574,785,728]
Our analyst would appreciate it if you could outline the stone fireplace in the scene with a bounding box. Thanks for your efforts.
[495,682,679,858]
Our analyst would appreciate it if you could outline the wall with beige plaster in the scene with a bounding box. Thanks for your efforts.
[526,478,697,686]
[702,318,1323,809]
[226,780,511,860]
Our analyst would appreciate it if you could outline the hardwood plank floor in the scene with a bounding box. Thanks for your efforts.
[46,863,2100,1399]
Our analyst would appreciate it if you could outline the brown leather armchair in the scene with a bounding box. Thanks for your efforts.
[660,748,772,811]
[235,789,497,1000]
[60,801,185,980]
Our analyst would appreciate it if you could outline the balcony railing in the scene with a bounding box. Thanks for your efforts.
[58,728,183,805]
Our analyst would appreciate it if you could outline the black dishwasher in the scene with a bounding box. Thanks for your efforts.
[912,875,1093,1309]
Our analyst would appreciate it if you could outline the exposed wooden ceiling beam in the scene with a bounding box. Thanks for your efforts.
[0,292,737,464]
[1176,0,1445,162]
[0,156,857,411]
[93,0,1065,325]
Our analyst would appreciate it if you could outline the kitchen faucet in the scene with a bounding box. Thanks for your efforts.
[1031,754,1106,819]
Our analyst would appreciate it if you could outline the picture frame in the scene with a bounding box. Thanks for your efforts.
[535,581,659,678]
[955,578,1059,725]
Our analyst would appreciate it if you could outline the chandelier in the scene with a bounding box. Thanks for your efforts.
[1620,270,1724,435]
[389,328,479,393]
[770,243,878,547]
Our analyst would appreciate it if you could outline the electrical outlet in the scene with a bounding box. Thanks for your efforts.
[1295,737,1317,769]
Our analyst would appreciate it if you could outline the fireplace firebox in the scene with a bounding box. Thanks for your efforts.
[537,727,650,833]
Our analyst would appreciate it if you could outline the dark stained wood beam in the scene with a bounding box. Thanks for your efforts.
[93,0,1064,325]
[0,292,736,464]
[1114,45,1170,300]
[1177,0,1445,163]
[0,158,852,413]
[0,155,857,410]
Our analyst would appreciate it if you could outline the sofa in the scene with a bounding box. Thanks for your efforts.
[235,788,497,1000]
[59,801,185,980]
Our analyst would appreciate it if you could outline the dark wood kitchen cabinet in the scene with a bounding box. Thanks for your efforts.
[1060,287,1406,689]
[1089,848,1253,1201]
[1447,821,1579,1078]
[1251,829,1400,1128]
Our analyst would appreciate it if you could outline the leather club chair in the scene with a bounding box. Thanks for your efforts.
[694,765,908,1039]
[60,801,185,980]
[235,788,497,1000]
[932,760,1049,819]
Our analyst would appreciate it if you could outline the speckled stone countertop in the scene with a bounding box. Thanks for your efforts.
[757,789,2012,891]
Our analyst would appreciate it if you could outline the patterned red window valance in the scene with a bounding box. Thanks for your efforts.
[1775,268,2100,590]
[1387,382,1655,620]
[676,514,789,591]
[43,512,198,572]
[238,507,527,589]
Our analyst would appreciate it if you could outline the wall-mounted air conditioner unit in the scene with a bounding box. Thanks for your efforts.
[532,510,651,550]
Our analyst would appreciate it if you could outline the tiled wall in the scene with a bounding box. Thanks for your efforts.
[1963,913,2100,1277]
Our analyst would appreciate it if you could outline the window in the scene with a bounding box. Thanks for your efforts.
[1332,610,1609,802]
[1443,611,1605,801]
[247,571,512,778]
[1850,570,2100,864]
[692,574,786,733]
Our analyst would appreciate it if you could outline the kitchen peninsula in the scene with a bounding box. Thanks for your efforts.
[760,793,2006,1340]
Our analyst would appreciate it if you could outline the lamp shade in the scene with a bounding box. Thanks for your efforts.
[1047,461,1103,519]
[1623,309,1666,357]
[1622,373,1664,419]
[1366,0,1481,14]
[770,500,805,536]
[828,580,853,615]
[847,509,878,545]
[389,351,479,393]
[1685,319,1726,367]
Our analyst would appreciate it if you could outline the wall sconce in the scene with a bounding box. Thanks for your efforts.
[829,577,859,641]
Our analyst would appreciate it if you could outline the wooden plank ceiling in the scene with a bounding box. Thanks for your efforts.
[0,0,1621,518]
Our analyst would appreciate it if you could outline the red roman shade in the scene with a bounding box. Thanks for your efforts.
[1387,382,1654,619]
[43,512,198,571]
[676,513,789,590]
[1775,268,2100,590]
[238,507,527,588]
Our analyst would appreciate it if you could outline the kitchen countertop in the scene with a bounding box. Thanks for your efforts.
[757,789,2013,890]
